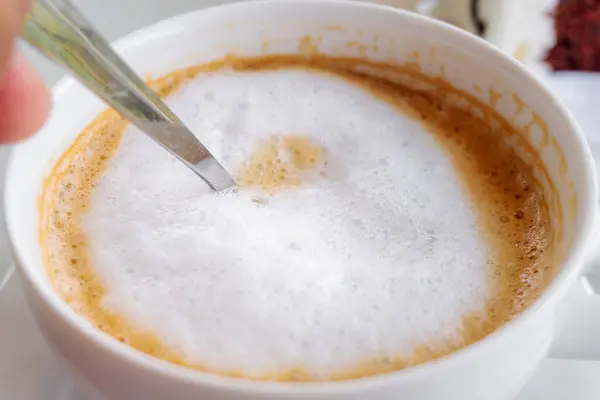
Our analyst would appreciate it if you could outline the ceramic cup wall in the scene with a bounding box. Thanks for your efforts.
[4,1,599,399]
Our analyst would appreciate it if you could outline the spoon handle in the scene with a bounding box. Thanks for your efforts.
[22,0,236,191]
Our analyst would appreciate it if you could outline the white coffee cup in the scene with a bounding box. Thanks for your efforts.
[5,1,600,399]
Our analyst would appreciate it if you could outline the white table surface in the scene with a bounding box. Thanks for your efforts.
[1,1,600,398]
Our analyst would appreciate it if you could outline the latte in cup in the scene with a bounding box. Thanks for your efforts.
[40,53,558,381]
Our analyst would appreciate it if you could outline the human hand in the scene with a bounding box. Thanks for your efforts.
[0,0,51,144]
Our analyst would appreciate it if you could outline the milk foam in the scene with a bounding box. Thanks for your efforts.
[84,69,489,376]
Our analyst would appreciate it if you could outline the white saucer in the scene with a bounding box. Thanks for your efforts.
[2,266,600,400]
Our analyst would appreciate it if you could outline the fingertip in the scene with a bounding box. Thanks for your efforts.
[0,51,51,144]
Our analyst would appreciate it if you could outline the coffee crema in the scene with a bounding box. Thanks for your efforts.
[40,54,557,382]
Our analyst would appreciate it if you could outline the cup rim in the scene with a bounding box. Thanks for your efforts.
[5,0,599,394]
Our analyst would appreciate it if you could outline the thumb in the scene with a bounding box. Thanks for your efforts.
[0,50,51,144]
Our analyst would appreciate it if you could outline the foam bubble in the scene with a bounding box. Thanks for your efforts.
[82,69,489,377]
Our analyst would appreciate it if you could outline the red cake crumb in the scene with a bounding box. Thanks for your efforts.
[546,0,600,71]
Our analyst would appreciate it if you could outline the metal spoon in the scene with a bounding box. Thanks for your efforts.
[22,0,236,191]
